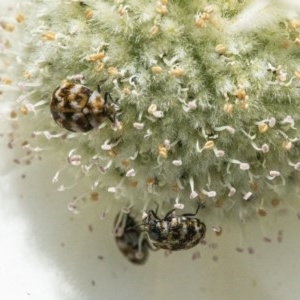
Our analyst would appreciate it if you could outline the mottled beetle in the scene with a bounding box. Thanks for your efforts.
[142,204,206,251]
[50,80,116,132]
[114,212,150,265]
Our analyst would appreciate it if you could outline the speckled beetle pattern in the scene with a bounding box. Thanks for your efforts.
[50,80,116,132]
[142,205,206,251]
[114,213,149,265]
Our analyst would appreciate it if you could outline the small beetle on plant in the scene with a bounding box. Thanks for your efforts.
[50,80,116,132]
[114,212,150,265]
[141,204,206,251]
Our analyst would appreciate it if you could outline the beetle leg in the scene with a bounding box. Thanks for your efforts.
[103,92,116,122]
[147,209,162,221]
[136,232,146,258]
[181,203,204,217]
[104,91,114,104]
[163,208,176,220]
[142,232,160,251]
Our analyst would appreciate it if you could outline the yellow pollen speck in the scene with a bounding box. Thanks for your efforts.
[295,38,300,45]
[201,13,210,21]
[146,178,155,186]
[295,71,300,80]
[168,67,184,77]
[215,44,226,55]
[282,140,292,151]
[1,78,12,85]
[86,53,105,61]
[149,25,159,35]
[151,66,162,74]
[156,4,168,15]
[122,87,131,95]
[0,22,14,32]
[84,8,93,20]
[258,123,268,133]
[23,72,31,79]
[195,17,206,28]
[158,145,168,158]
[239,101,248,110]
[41,31,56,41]
[223,103,233,114]
[96,62,104,72]
[108,148,117,156]
[204,140,214,150]
[234,88,247,101]
[20,106,28,115]
[117,5,127,16]
[160,0,168,4]
[15,14,25,23]
[107,67,119,76]
[290,20,300,29]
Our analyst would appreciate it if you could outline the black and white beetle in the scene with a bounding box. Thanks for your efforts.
[50,80,116,132]
[142,204,206,251]
[114,212,150,265]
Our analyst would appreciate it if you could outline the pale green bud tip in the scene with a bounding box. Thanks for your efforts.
[1,0,300,239]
